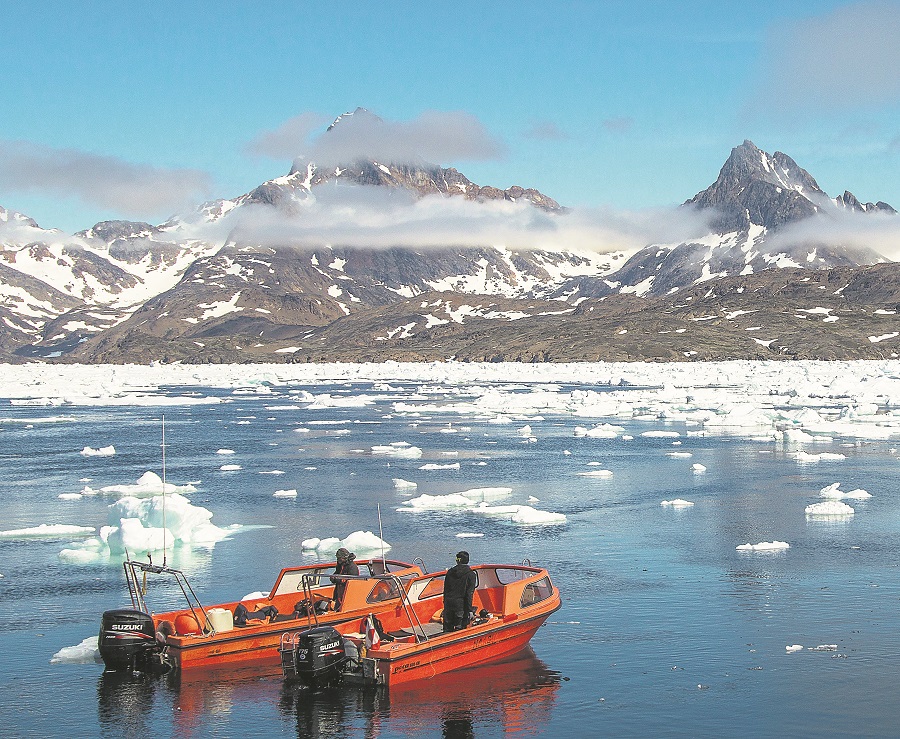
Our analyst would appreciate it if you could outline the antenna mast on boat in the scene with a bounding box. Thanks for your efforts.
[161,415,167,567]
[377,502,386,570]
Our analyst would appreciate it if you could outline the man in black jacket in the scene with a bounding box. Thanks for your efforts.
[331,547,359,610]
[443,551,477,632]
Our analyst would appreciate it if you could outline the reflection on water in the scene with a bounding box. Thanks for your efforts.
[95,649,559,737]
[277,648,559,737]
[97,672,161,739]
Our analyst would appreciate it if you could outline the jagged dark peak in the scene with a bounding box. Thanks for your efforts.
[836,190,896,214]
[684,140,825,232]
[76,220,155,242]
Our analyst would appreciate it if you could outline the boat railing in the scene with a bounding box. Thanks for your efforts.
[123,557,212,634]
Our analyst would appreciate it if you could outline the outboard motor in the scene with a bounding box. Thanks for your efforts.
[99,608,164,673]
[280,626,346,686]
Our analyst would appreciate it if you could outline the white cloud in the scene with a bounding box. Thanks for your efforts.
[217,184,713,256]
[247,109,507,166]
[756,1,900,110]
[0,140,212,219]
[765,208,900,260]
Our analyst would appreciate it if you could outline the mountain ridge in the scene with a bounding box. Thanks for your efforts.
[0,126,896,363]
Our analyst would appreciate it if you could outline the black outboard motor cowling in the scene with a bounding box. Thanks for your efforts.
[282,626,346,686]
[99,608,161,672]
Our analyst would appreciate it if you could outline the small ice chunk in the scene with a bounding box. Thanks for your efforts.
[641,431,681,438]
[577,469,613,477]
[661,499,694,508]
[49,636,102,664]
[692,464,707,473]
[392,478,418,489]
[736,541,790,551]
[419,463,461,471]
[806,501,854,516]
[273,489,298,498]
[456,533,484,538]
[216,449,236,455]
[80,446,115,457]
[786,645,804,653]
[666,452,693,458]
[58,493,84,501]
[220,464,242,471]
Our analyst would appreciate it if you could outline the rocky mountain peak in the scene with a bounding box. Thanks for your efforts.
[836,190,897,214]
[684,140,825,232]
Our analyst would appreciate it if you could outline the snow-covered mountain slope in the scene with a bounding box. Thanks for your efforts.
[0,123,895,362]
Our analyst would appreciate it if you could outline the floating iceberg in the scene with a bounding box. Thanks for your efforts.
[805,501,855,516]
[736,541,790,551]
[661,499,694,508]
[80,446,115,457]
[100,471,197,497]
[301,530,391,554]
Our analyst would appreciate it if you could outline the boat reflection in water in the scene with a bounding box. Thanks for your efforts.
[279,647,560,738]
[97,649,559,737]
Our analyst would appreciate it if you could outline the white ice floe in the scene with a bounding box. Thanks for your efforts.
[805,500,855,516]
[661,499,694,508]
[736,541,790,551]
[301,530,391,554]
[641,431,681,438]
[100,471,197,497]
[216,449,236,454]
[666,452,693,458]
[372,442,423,458]
[400,493,475,510]
[478,504,567,525]
[49,636,102,665]
[259,470,285,475]
[793,451,847,463]
[818,482,871,500]
[573,423,624,438]
[273,489,298,498]
[219,464,242,471]
[457,487,513,502]
[783,429,832,444]
[0,523,95,539]
[392,478,418,490]
[6,361,900,449]
[58,493,84,501]
[786,644,804,653]
[692,463,707,473]
[80,445,115,457]
[419,462,461,470]
[396,492,565,525]
[456,533,484,538]
[577,469,613,477]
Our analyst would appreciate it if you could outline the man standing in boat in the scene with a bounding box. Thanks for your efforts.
[443,551,477,632]
[331,548,359,610]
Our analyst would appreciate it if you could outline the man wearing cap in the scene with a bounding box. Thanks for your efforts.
[443,551,477,632]
[330,547,358,610]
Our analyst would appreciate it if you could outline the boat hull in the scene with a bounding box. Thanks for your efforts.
[368,606,558,687]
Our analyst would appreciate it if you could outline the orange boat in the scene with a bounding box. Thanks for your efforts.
[279,562,561,687]
[98,556,424,673]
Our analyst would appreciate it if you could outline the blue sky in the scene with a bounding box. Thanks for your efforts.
[1,0,898,233]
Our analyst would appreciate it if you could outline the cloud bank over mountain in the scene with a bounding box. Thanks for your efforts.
[248,109,507,167]
[0,140,212,219]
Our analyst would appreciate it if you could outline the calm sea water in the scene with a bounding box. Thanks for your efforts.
[1,379,899,737]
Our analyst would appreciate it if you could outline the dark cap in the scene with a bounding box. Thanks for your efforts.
[455,551,470,564]
[336,547,350,561]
